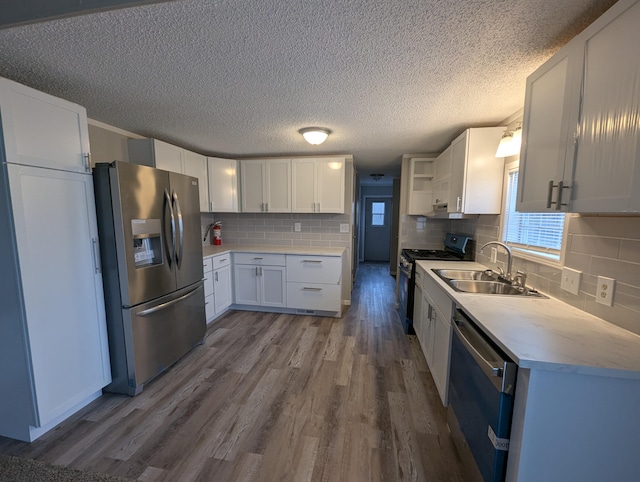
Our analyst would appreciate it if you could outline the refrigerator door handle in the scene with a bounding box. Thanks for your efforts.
[137,282,203,317]
[172,190,184,269]
[163,189,175,267]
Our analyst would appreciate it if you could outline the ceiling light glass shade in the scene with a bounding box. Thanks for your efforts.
[299,127,330,145]
[511,125,523,154]
[328,161,342,170]
[496,130,518,157]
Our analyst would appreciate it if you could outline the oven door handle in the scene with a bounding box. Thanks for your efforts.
[453,317,504,379]
[399,265,412,278]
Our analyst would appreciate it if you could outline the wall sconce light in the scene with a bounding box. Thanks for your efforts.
[299,127,330,145]
[370,173,384,182]
[496,123,523,158]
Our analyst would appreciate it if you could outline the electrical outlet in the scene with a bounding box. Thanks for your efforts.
[340,223,349,233]
[596,276,615,306]
[294,222,301,232]
[490,247,497,263]
[561,267,582,296]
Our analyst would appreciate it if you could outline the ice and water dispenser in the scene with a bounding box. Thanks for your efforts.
[131,219,163,268]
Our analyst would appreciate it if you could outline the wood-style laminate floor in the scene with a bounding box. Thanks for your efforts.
[0,263,465,481]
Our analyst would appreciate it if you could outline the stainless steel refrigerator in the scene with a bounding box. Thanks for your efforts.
[93,161,206,395]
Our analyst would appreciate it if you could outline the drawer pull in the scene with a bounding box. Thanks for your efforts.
[302,287,323,291]
[302,259,322,263]
[219,258,227,262]
[253,257,263,260]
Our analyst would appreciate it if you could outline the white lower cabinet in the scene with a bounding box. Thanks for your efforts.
[233,253,286,307]
[203,257,215,322]
[415,265,453,406]
[213,256,232,316]
[204,254,233,322]
[285,255,342,313]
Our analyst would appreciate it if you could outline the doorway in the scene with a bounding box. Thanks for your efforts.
[363,196,392,262]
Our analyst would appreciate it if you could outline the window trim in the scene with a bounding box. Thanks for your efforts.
[499,160,569,268]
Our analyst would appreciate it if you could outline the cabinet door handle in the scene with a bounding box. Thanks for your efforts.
[302,259,322,263]
[255,266,259,276]
[210,201,214,212]
[259,267,262,276]
[84,153,92,172]
[265,203,269,212]
[456,196,461,212]
[215,271,218,282]
[317,202,320,212]
[302,287,322,291]
[92,237,101,273]
[546,180,555,209]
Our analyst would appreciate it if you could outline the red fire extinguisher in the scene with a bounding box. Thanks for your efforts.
[213,222,222,245]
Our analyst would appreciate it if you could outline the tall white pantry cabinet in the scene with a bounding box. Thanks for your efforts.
[0,77,111,442]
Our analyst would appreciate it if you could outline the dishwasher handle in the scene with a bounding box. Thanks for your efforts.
[453,310,517,394]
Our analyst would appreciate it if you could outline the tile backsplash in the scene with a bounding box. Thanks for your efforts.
[453,214,640,336]
[201,212,351,249]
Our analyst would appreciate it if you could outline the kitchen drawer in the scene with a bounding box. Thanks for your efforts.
[286,282,341,312]
[205,294,215,322]
[286,255,341,284]
[203,257,213,273]
[212,253,231,270]
[204,271,214,297]
[234,252,286,266]
[422,271,453,321]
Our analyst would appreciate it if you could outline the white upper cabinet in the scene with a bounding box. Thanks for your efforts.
[128,138,210,212]
[517,42,582,212]
[404,157,435,215]
[240,159,291,212]
[447,127,505,214]
[183,150,209,212]
[292,157,345,213]
[207,157,239,212]
[518,0,640,213]
[0,77,91,173]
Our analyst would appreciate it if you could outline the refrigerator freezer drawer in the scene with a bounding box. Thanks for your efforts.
[105,282,206,395]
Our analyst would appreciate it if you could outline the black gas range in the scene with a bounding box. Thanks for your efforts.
[398,234,473,334]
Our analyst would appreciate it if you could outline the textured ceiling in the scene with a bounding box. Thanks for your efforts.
[0,0,618,182]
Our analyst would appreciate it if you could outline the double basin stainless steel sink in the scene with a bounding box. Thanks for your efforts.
[433,269,546,297]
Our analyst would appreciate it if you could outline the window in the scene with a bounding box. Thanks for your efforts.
[371,202,385,226]
[501,164,565,262]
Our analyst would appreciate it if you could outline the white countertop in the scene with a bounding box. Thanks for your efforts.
[202,244,346,258]
[417,260,640,380]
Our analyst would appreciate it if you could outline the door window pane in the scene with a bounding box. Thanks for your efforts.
[372,202,385,226]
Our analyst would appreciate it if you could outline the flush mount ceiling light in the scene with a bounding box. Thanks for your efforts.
[299,127,330,145]
[370,173,384,182]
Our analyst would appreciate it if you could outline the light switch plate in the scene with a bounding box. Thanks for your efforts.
[294,222,301,232]
[561,267,582,296]
[596,276,615,306]
[340,223,349,233]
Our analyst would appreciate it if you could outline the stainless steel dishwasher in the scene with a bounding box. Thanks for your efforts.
[447,308,517,482]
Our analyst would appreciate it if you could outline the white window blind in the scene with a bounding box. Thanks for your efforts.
[503,170,565,258]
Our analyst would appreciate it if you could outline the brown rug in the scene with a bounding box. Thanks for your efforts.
[0,455,130,481]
